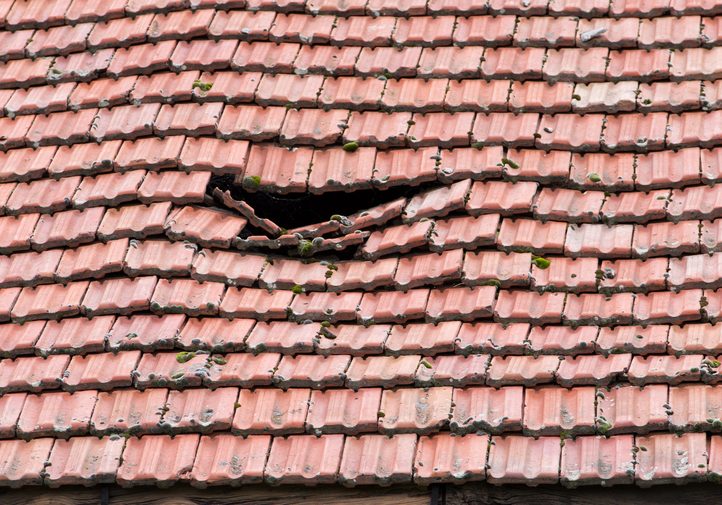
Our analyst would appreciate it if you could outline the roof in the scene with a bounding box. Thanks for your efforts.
[0,0,721,493]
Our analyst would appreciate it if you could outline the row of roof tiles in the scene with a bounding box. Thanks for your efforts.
[5,313,722,357]
[5,154,722,228]
[4,105,722,156]
[3,44,722,91]
[1,0,720,28]
[0,348,721,393]
[4,74,722,119]
[5,201,722,261]
[0,431,720,488]
[3,12,722,59]
[4,383,722,439]
[6,202,722,265]
[10,237,722,296]
[3,273,722,323]
[5,140,722,198]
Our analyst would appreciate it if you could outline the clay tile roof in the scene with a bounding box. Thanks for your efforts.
[0,0,720,497]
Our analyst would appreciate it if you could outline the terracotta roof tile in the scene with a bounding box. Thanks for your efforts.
[528,325,599,355]
[316,324,389,356]
[46,436,124,487]
[161,387,237,433]
[17,390,97,438]
[340,433,416,486]
[190,434,270,486]
[497,218,567,254]
[531,257,598,292]
[117,434,199,487]
[523,386,596,435]
[487,355,559,387]
[12,281,89,322]
[304,389,379,435]
[0,438,54,486]
[630,354,706,387]
[445,79,510,112]
[636,433,707,485]
[0,248,62,287]
[560,435,635,486]
[63,350,141,391]
[379,387,452,434]
[36,316,113,356]
[494,291,565,324]
[577,18,639,48]
[87,14,153,48]
[231,387,309,435]
[487,436,561,484]
[294,45,360,75]
[0,320,45,357]
[599,257,669,292]
[82,276,157,317]
[668,323,722,354]
[265,434,343,485]
[557,354,632,387]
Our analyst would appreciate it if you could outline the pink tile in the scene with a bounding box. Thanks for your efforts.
[635,433,707,486]
[190,434,270,487]
[274,355,350,389]
[455,322,530,355]
[340,434,416,486]
[634,289,703,324]
[17,390,96,438]
[497,218,567,254]
[45,436,122,487]
[487,436,560,485]
[163,387,237,433]
[36,316,113,356]
[596,325,668,356]
[307,388,382,435]
[107,314,184,352]
[494,291,565,324]
[0,355,69,393]
[91,389,167,435]
[0,438,54,487]
[232,388,310,435]
[669,384,722,431]
[385,321,460,355]
[63,351,141,391]
[560,435,635,486]
[357,289,430,324]
[450,386,523,433]
[117,434,200,487]
[556,354,632,387]
[669,323,722,354]
[563,293,634,324]
[466,181,538,216]
[414,432,488,484]
[379,387,452,434]
[487,355,559,387]
[522,386,596,435]
[346,355,420,389]
[265,434,344,485]
[82,276,157,317]
[597,385,668,435]
[628,355,705,386]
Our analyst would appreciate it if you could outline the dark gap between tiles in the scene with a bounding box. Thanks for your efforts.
[207,173,435,230]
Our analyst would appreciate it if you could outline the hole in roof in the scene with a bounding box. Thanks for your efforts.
[208,174,426,231]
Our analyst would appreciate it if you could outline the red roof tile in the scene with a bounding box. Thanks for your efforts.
[117,434,199,487]
[340,433,416,486]
[268,436,344,486]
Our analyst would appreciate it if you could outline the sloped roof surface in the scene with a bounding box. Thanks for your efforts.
[0,0,722,491]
